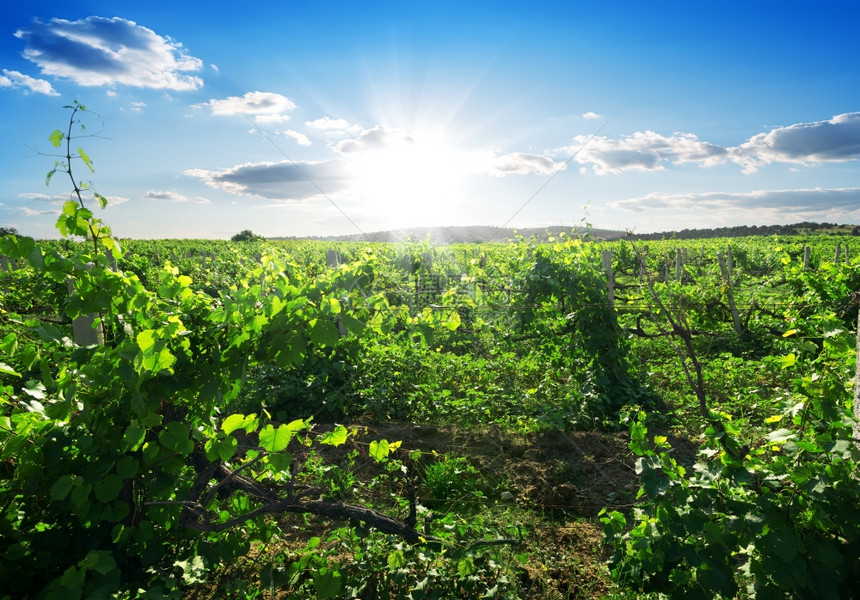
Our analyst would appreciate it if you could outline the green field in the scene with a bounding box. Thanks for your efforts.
[2,226,858,599]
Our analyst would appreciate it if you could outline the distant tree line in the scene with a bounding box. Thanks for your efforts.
[628,222,860,241]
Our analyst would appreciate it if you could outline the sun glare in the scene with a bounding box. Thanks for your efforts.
[347,129,472,228]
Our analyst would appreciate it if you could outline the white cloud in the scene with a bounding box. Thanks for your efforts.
[19,191,129,207]
[731,112,860,173]
[199,92,296,123]
[19,207,56,216]
[121,101,147,112]
[566,113,860,176]
[14,16,203,90]
[143,190,209,204]
[184,160,350,200]
[611,187,860,222]
[18,192,65,202]
[568,131,728,174]
[582,111,602,120]
[281,129,311,146]
[332,125,412,154]
[306,116,358,131]
[0,69,59,96]
[483,152,567,177]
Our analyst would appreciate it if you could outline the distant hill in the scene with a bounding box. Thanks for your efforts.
[269,222,859,244]
[272,225,627,244]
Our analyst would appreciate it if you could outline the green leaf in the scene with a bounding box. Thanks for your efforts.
[457,556,476,577]
[444,310,461,331]
[318,424,348,446]
[766,428,796,444]
[94,474,124,503]
[219,435,238,461]
[222,413,247,435]
[78,148,94,173]
[309,320,340,348]
[115,456,139,479]
[259,424,293,452]
[778,353,796,369]
[369,439,390,462]
[0,362,21,377]
[159,421,194,455]
[387,550,406,570]
[340,314,366,335]
[78,550,116,576]
[95,192,108,209]
[312,567,343,599]
[49,129,63,147]
[122,420,146,451]
[268,452,292,473]
[51,475,75,501]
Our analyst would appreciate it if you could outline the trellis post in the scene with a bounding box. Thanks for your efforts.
[717,252,743,335]
[602,249,614,307]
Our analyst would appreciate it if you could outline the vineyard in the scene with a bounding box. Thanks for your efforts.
[1,104,859,599]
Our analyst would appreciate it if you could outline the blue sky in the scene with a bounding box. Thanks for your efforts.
[2,1,859,239]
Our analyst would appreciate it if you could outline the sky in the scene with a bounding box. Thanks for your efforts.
[1,1,859,239]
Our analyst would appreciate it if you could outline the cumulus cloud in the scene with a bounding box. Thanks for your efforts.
[332,125,412,154]
[731,112,860,173]
[484,152,567,177]
[143,190,209,203]
[611,187,860,221]
[198,91,296,122]
[306,116,358,131]
[566,113,860,175]
[568,131,728,174]
[184,160,349,200]
[13,16,203,90]
[0,69,59,95]
[281,129,311,146]
[582,111,602,120]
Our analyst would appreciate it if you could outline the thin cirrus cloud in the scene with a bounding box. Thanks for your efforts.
[13,16,203,90]
[143,190,209,204]
[611,187,860,221]
[17,192,130,211]
[0,69,58,96]
[184,160,350,201]
[197,91,297,123]
[567,113,860,175]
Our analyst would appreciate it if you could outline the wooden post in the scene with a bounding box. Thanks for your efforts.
[726,245,734,280]
[834,244,842,264]
[67,263,104,346]
[803,245,811,270]
[602,249,614,307]
[855,310,860,449]
[675,248,682,282]
[0,255,7,272]
[325,249,339,268]
[717,252,743,335]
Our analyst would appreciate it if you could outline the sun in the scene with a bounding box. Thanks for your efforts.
[346,128,473,228]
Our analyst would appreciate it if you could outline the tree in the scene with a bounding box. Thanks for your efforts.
[0,226,19,237]
[231,229,263,242]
